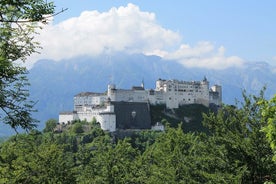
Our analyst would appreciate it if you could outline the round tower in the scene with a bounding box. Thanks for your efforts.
[211,85,222,105]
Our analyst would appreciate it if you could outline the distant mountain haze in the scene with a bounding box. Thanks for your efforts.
[1,53,275,136]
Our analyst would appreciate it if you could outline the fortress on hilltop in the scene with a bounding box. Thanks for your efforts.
[59,77,222,132]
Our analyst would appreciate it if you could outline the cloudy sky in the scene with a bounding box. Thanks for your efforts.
[29,0,276,69]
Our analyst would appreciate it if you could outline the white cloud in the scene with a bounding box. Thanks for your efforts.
[28,3,180,66]
[164,42,244,69]
[28,3,244,70]
[166,42,214,58]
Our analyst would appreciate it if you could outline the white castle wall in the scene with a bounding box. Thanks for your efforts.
[108,85,148,103]
[209,85,222,106]
[154,79,210,108]
[59,112,78,124]
[98,113,116,132]
[106,78,214,109]
[74,92,107,111]
[59,104,116,132]
[59,78,222,132]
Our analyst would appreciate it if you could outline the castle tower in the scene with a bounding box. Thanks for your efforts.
[107,84,116,101]
[211,85,222,106]
[141,79,144,89]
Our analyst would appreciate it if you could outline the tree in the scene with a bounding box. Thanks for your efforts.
[203,91,276,183]
[0,133,76,183]
[77,138,140,183]
[130,130,161,153]
[259,95,276,161]
[72,122,84,134]
[139,125,241,183]
[0,1,54,132]
[43,118,57,133]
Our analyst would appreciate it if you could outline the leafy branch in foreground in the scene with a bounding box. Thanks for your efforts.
[0,0,56,132]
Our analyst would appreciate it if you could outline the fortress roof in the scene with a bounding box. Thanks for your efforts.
[132,86,145,90]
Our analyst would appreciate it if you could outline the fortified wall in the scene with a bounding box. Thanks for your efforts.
[59,77,222,132]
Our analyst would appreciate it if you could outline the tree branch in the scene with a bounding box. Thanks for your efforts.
[0,8,68,23]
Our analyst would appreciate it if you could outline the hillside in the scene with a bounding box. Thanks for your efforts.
[1,94,275,183]
[150,104,210,133]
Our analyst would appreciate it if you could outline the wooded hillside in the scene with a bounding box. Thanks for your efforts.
[1,92,276,183]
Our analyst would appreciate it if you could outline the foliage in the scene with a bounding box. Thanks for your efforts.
[72,122,84,134]
[0,133,76,183]
[0,0,54,132]
[77,138,140,184]
[43,118,57,132]
[0,136,9,144]
[150,104,209,133]
[203,90,276,183]
[259,95,276,161]
[1,91,276,183]
[175,104,209,132]
[139,125,241,183]
[129,130,161,153]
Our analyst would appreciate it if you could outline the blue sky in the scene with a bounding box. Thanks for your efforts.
[30,1,276,68]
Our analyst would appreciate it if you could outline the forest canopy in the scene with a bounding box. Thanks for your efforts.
[0,91,276,183]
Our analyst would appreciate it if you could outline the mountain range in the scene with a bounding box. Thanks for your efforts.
[1,53,275,136]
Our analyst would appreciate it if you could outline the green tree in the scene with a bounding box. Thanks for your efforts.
[139,126,240,183]
[0,133,76,183]
[259,95,276,161]
[91,117,97,124]
[203,91,276,183]
[0,0,54,132]
[43,118,57,133]
[130,130,161,153]
[77,138,140,184]
[72,122,84,134]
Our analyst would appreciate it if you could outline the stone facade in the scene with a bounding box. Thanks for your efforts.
[107,77,221,108]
